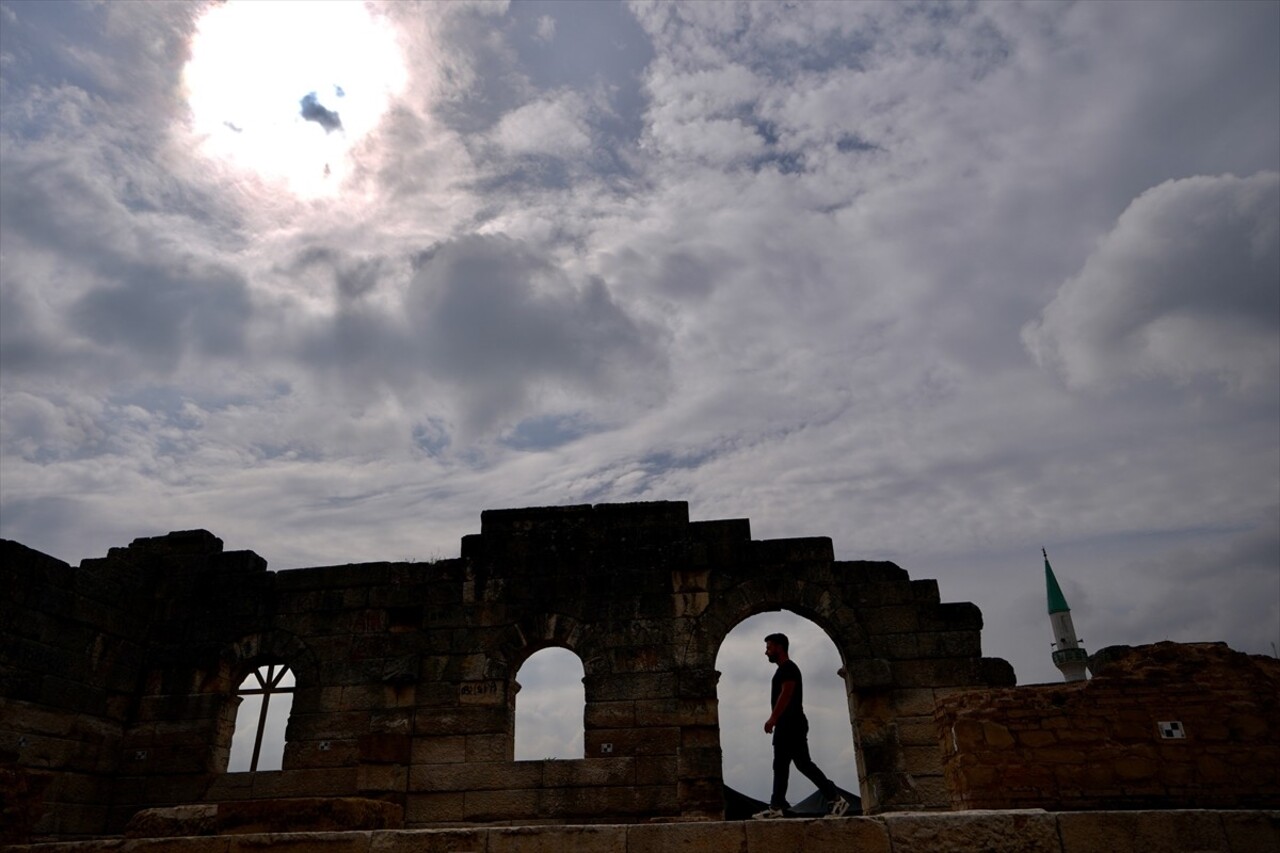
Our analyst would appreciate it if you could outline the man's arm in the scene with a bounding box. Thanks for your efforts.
[764,680,796,734]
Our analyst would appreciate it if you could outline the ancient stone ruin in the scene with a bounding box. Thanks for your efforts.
[5,501,1277,851]
[935,640,1280,812]
[3,501,1014,839]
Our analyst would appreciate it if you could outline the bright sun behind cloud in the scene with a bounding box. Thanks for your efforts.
[184,0,406,199]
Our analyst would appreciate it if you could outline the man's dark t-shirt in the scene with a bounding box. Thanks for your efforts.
[770,659,807,733]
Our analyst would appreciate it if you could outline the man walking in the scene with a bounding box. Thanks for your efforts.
[753,632,851,819]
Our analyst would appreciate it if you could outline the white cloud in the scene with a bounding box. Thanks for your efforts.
[492,91,593,157]
[1024,172,1280,393]
[534,14,556,45]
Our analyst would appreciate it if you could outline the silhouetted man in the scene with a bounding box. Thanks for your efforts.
[753,632,850,819]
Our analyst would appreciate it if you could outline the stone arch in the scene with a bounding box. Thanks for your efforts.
[220,629,320,690]
[680,573,871,675]
[482,613,594,763]
[513,647,587,760]
[712,607,861,806]
[491,612,595,678]
[687,577,872,800]
[212,630,319,773]
[676,558,1005,813]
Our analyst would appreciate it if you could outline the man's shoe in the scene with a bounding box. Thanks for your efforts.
[824,796,851,818]
[751,807,785,820]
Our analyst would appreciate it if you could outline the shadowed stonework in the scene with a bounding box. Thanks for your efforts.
[2,501,1014,840]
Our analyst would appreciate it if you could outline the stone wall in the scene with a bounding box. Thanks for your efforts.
[934,642,1280,811]
[3,501,1014,840]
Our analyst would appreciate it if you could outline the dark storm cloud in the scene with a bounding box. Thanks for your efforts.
[408,235,665,432]
[300,91,343,133]
[0,279,71,374]
[70,262,252,363]
[0,130,253,378]
[293,236,667,435]
[285,248,388,299]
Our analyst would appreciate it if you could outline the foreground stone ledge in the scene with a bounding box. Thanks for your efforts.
[14,810,1280,852]
[122,799,403,838]
[883,809,1059,853]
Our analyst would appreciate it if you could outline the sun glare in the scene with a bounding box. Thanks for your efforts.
[184,0,407,199]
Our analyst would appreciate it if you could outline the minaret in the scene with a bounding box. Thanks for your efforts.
[1044,548,1088,682]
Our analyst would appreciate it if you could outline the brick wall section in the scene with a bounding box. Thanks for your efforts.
[934,641,1280,810]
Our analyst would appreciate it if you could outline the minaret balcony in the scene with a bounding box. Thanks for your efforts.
[1053,647,1089,666]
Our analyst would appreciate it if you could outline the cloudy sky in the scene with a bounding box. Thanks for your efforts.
[2,0,1277,803]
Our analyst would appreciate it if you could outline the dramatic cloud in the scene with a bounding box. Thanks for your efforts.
[1025,172,1280,394]
[2,0,1277,801]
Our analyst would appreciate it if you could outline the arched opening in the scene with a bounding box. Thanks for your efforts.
[227,663,295,772]
[715,611,858,811]
[514,647,585,760]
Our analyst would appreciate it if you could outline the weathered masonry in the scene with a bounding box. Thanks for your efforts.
[2,501,1014,838]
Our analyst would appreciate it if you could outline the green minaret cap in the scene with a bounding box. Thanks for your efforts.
[1044,548,1070,614]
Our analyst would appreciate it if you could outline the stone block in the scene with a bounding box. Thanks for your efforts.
[745,817,891,853]
[634,698,717,728]
[627,821,747,853]
[225,831,373,853]
[861,606,921,636]
[120,838,231,852]
[36,800,110,837]
[900,745,943,775]
[584,700,636,729]
[419,706,510,737]
[412,736,466,765]
[404,793,464,825]
[672,592,710,618]
[1017,729,1058,748]
[248,768,358,799]
[285,737,359,768]
[124,804,218,838]
[1056,810,1229,853]
[843,658,895,688]
[585,672,676,702]
[357,764,407,793]
[1221,811,1280,853]
[635,755,678,786]
[369,828,486,852]
[895,715,940,749]
[359,733,411,764]
[541,757,635,787]
[885,810,1058,853]
[950,718,985,751]
[456,680,506,706]
[142,773,215,804]
[1113,755,1158,781]
[910,774,950,809]
[463,733,511,763]
[462,788,538,821]
[205,773,256,801]
[678,746,725,779]
[216,798,403,834]
[891,688,941,718]
[45,770,110,805]
[410,761,542,793]
[585,727,680,757]
[489,825,626,853]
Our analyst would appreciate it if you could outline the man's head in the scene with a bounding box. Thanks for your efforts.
[764,632,789,664]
